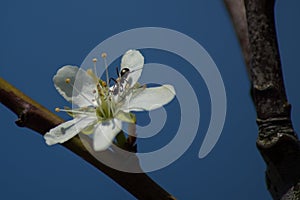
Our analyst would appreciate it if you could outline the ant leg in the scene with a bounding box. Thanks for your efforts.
[109,77,117,84]
[116,67,120,78]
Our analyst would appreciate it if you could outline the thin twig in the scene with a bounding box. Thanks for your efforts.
[0,77,176,200]
[223,0,251,74]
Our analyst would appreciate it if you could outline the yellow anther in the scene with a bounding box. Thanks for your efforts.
[101,80,107,87]
[55,108,60,112]
[92,58,98,62]
[65,78,71,83]
[87,69,93,76]
[101,52,107,58]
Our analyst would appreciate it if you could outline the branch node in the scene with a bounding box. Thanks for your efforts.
[256,117,296,148]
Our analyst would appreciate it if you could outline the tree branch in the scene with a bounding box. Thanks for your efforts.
[223,0,251,74]
[0,77,176,200]
[225,0,300,199]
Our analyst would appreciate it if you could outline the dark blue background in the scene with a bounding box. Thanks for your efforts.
[1,0,300,199]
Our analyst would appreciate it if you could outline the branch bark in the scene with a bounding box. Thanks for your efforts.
[223,0,251,73]
[225,0,300,199]
[0,77,176,200]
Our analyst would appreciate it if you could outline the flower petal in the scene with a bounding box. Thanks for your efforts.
[120,50,144,88]
[93,119,122,151]
[53,65,97,107]
[122,84,176,112]
[115,110,136,124]
[44,116,97,145]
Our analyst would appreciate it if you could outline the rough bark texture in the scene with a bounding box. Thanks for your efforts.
[242,0,300,199]
[0,78,176,200]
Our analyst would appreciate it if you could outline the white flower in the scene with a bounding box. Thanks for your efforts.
[44,50,176,151]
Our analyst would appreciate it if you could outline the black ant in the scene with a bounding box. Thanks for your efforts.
[109,67,130,84]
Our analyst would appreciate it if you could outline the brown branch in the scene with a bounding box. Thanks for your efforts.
[223,0,251,74]
[225,0,300,199]
[0,77,176,200]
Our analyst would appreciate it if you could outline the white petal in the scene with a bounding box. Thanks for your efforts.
[53,65,97,107]
[122,84,176,112]
[44,116,97,145]
[115,111,136,124]
[93,119,122,151]
[120,50,144,87]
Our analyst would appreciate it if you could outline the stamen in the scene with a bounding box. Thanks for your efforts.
[101,52,109,88]
[92,58,99,78]
[88,59,103,92]
[100,80,107,87]
[97,101,105,117]
[55,107,90,115]
[101,52,107,58]
[65,78,96,107]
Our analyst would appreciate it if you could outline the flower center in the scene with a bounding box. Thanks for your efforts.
[91,53,131,122]
[55,52,130,122]
[95,84,115,121]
